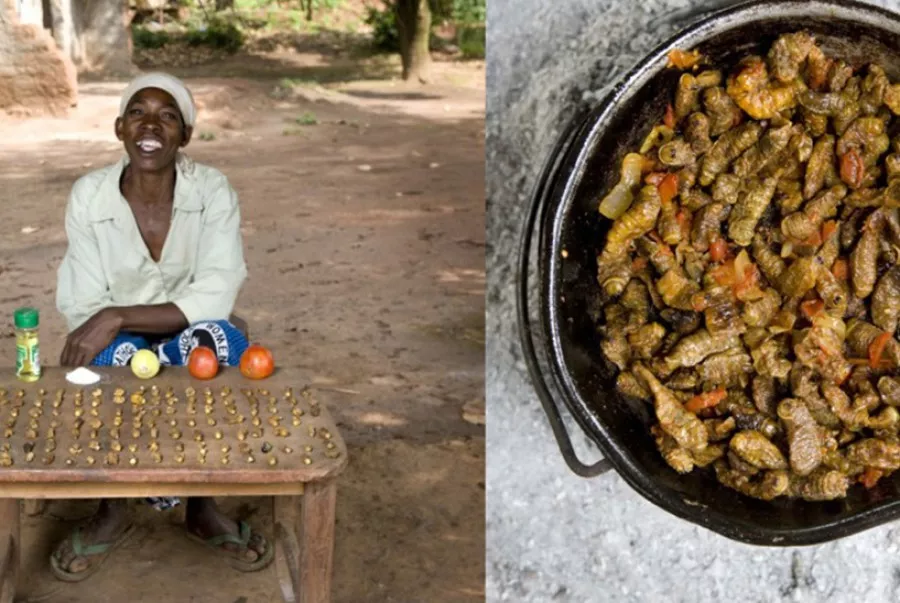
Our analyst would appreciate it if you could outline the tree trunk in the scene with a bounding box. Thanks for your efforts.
[306,0,313,21]
[395,0,431,83]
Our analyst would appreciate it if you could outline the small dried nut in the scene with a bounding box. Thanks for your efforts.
[292,418,302,426]
[303,456,312,465]
[221,456,230,465]
[304,445,313,453]
[111,441,123,452]
[175,443,184,452]
[326,442,336,450]
[113,416,123,426]
[86,456,95,465]
[170,429,182,440]
[251,430,262,438]
[221,445,231,453]
[268,456,277,466]
[215,430,223,440]
[275,428,289,438]
[128,444,138,453]
[25,451,34,463]
[175,454,185,464]
[252,417,261,427]
[247,455,255,463]
[106,452,119,465]
[150,427,159,439]
[132,428,141,438]
[25,429,37,439]
[129,457,138,466]
[68,444,82,455]
[90,429,99,439]
[43,454,55,465]
[187,419,197,427]
[45,439,56,453]
[207,418,217,427]
[261,442,273,453]
[194,432,204,442]
[237,430,247,441]
[325,450,341,459]
[149,441,159,452]
[169,419,177,427]
[89,441,101,451]
[152,452,163,464]
[2,429,11,439]
[283,446,293,454]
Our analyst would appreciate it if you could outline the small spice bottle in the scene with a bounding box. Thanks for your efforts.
[14,307,40,382]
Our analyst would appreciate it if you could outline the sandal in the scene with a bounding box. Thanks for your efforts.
[49,523,137,582]
[185,520,274,572]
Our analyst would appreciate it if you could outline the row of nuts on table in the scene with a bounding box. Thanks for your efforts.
[0,384,341,468]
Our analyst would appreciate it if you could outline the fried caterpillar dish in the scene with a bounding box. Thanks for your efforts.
[596,32,900,502]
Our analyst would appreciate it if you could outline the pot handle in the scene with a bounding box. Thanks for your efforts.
[516,109,613,479]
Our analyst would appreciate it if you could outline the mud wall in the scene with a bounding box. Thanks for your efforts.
[0,0,78,116]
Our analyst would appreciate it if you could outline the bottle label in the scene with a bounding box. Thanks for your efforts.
[16,342,40,376]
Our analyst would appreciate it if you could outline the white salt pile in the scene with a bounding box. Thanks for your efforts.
[65,367,101,385]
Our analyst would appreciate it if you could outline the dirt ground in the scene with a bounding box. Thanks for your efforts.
[0,52,485,602]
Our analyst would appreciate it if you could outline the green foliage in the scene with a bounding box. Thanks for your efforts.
[184,16,245,52]
[456,23,484,58]
[450,0,484,24]
[362,2,399,52]
[362,0,484,53]
[132,26,171,50]
[296,112,319,125]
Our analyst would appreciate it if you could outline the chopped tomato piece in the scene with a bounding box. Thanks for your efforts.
[832,258,849,280]
[840,149,865,189]
[658,173,679,205]
[822,220,838,241]
[733,264,759,299]
[800,299,825,319]
[691,293,709,312]
[711,260,737,287]
[709,238,727,262]
[869,332,892,370]
[663,103,675,128]
[684,388,727,413]
[861,467,884,489]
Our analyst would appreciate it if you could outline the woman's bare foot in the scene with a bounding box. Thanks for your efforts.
[184,497,270,568]
[51,499,133,576]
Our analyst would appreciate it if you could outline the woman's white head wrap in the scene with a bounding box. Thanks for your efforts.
[118,72,197,127]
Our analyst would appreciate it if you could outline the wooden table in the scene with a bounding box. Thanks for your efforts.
[0,366,348,603]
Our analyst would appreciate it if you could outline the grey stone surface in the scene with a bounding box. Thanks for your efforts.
[486,1,900,601]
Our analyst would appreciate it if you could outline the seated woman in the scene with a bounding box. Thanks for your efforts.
[51,72,272,580]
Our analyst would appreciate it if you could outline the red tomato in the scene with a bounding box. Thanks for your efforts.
[188,346,219,380]
[240,344,275,380]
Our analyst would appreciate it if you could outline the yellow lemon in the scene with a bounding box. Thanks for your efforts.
[131,349,160,379]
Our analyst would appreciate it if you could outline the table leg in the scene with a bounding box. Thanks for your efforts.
[274,480,337,603]
[0,499,19,603]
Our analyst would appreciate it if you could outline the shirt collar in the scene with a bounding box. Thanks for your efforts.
[88,154,202,222]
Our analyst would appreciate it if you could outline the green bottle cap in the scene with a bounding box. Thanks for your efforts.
[13,307,39,329]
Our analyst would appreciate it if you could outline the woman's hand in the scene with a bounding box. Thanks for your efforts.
[60,308,124,367]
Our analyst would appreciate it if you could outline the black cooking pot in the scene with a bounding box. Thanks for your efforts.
[517,0,900,546]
